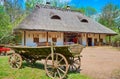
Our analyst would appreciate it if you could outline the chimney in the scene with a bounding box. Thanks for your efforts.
[66,5,70,10]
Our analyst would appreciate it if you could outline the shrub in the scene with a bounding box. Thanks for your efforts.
[112,34,120,47]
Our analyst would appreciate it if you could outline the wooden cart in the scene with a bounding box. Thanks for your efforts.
[8,44,84,79]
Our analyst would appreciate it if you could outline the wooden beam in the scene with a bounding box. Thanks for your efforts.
[23,31,26,46]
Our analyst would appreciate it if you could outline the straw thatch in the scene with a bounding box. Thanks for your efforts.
[15,5,116,35]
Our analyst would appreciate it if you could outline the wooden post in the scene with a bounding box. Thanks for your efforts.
[99,34,100,46]
[23,31,26,46]
[109,35,111,46]
[46,32,48,46]
[77,33,79,44]
[86,33,88,46]
[51,41,54,65]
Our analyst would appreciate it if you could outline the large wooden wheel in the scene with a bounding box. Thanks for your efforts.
[8,53,22,69]
[69,56,81,72]
[45,53,69,79]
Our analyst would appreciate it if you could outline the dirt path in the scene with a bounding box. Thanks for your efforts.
[80,46,120,79]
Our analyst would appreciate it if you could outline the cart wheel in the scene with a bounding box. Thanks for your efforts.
[45,53,69,79]
[69,56,81,72]
[8,53,22,69]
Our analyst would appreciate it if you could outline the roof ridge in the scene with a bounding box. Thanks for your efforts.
[35,4,77,12]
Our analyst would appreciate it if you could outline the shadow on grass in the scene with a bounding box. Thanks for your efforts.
[22,62,44,70]
[22,62,83,79]
[22,62,82,72]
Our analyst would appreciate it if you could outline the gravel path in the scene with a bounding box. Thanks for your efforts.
[80,46,120,79]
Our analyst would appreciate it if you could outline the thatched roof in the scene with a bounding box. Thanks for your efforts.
[15,5,116,35]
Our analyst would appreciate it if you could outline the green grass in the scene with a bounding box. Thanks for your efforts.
[0,56,93,79]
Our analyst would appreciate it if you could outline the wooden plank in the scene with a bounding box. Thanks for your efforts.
[7,44,84,57]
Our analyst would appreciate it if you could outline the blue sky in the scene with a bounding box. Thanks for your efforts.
[69,0,120,12]
[18,0,120,12]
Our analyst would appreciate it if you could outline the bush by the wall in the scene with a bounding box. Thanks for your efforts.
[112,34,120,47]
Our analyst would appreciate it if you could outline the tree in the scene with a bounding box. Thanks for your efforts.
[26,0,43,13]
[0,10,13,44]
[0,0,25,44]
[86,6,97,16]
[4,0,24,22]
[98,3,120,30]
[0,5,4,13]
[69,6,96,16]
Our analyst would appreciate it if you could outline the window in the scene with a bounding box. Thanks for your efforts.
[52,38,57,42]
[33,38,39,43]
[51,15,61,20]
[77,16,88,23]
[81,19,88,23]
[100,39,103,43]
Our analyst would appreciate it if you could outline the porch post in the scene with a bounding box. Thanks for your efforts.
[46,32,48,46]
[23,31,26,46]
[109,35,111,46]
[99,34,100,46]
[86,33,88,46]
[77,33,79,44]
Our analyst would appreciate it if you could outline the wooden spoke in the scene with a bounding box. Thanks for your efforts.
[45,53,68,79]
[58,64,66,67]
[69,56,81,72]
[54,72,57,78]
[57,69,62,79]
[8,53,22,69]
[55,54,58,61]
[57,58,64,64]
[58,67,66,74]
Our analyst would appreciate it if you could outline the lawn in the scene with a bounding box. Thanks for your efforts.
[0,56,92,79]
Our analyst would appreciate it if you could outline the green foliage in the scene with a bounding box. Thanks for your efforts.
[98,3,120,31]
[4,0,24,22]
[86,6,97,16]
[26,0,44,13]
[69,7,86,14]
[51,0,58,7]
[112,34,120,47]
[0,6,4,13]
[67,6,97,16]
[0,1,26,44]
[0,12,13,44]
[0,57,93,79]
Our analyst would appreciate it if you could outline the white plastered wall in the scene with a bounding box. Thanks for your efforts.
[22,31,64,46]
[81,33,106,46]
